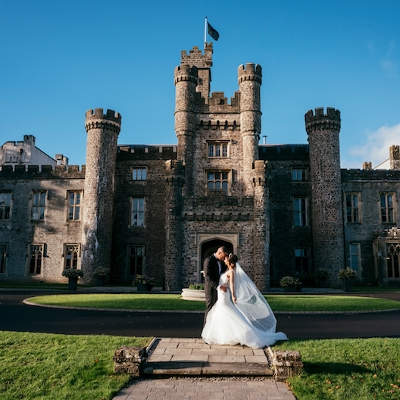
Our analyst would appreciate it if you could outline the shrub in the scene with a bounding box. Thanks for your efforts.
[93,267,110,278]
[188,283,204,290]
[279,276,302,288]
[338,267,358,281]
[132,275,155,287]
[62,269,84,278]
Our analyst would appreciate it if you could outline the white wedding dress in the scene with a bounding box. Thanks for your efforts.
[202,266,287,348]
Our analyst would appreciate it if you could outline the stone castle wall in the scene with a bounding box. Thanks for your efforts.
[0,169,85,282]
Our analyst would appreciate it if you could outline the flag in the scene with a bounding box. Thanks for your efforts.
[207,22,219,41]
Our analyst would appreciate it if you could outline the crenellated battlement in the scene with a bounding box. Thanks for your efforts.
[180,44,212,69]
[305,107,341,133]
[206,91,240,108]
[197,119,239,130]
[165,160,185,186]
[174,65,198,85]
[238,63,262,84]
[85,108,121,133]
[0,164,85,178]
[341,168,400,181]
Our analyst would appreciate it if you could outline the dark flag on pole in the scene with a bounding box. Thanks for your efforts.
[207,22,219,41]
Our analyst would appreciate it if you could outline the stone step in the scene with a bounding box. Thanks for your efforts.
[142,361,274,376]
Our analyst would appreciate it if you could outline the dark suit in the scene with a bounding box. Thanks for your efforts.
[203,254,227,324]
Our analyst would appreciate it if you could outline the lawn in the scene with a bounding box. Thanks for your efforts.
[0,331,151,400]
[1,331,400,400]
[27,293,400,312]
[275,338,400,399]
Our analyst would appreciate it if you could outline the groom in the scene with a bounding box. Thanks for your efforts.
[203,246,229,324]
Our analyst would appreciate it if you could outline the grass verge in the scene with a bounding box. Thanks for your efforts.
[0,331,151,400]
[25,293,400,312]
[275,338,400,399]
[27,293,400,312]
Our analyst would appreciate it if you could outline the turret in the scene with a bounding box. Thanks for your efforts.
[238,63,262,195]
[390,145,400,170]
[164,160,185,290]
[174,64,198,196]
[81,108,121,282]
[305,107,344,285]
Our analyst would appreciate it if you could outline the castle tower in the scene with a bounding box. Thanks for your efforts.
[81,108,121,281]
[174,64,198,196]
[238,63,262,196]
[305,107,344,284]
[164,160,185,291]
[252,160,270,291]
[390,145,400,170]
[180,44,213,101]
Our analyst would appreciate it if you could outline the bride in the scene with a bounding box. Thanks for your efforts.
[201,254,287,348]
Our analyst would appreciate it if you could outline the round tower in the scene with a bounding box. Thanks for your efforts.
[164,160,185,291]
[174,64,198,196]
[305,107,344,285]
[252,160,270,291]
[81,108,121,282]
[238,63,262,196]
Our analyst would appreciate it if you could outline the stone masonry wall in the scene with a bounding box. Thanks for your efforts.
[0,166,85,282]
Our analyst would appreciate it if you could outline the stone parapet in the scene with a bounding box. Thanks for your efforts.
[113,346,147,378]
[267,348,303,382]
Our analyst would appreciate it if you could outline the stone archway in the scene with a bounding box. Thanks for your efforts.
[196,233,238,282]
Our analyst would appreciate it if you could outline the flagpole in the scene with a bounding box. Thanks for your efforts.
[204,16,207,49]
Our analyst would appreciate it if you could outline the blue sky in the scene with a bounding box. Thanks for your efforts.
[1,0,399,168]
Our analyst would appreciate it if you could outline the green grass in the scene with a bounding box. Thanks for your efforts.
[27,293,400,312]
[0,331,151,400]
[275,338,400,399]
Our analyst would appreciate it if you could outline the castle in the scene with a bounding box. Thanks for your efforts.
[1,43,400,289]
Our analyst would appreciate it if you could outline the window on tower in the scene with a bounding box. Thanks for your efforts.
[130,197,145,226]
[206,171,230,195]
[291,169,307,181]
[207,141,229,158]
[132,167,147,181]
[293,197,308,226]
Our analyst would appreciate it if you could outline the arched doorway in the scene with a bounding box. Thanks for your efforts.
[199,239,233,283]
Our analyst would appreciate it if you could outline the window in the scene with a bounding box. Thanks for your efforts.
[294,198,308,226]
[129,245,145,275]
[64,244,80,270]
[208,142,228,157]
[0,192,11,220]
[132,167,147,181]
[346,194,360,223]
[349,243,361,275]
[68,192,81,220]
[292,169,307,181]
[207,171,229,194]
[386,243,400,279]
[29,244,43,275]
[380,193,395,223]
[131,198,145,226]
[32,191,46,221]
[294,248,310,277]
[0,244,7,274]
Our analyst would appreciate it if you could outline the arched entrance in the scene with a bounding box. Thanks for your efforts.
[199,239,234,283]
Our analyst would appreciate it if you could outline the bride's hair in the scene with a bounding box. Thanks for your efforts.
[227,253,238,265]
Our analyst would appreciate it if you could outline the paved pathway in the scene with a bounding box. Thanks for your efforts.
[113,377,295,400]
[114,338,295,400]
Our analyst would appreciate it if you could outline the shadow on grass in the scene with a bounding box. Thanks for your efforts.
[304,362,369,375]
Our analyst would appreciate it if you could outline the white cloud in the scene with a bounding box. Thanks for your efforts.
[348,124,400,168]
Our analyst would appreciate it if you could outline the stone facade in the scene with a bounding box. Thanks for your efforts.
[2,43,400,288]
